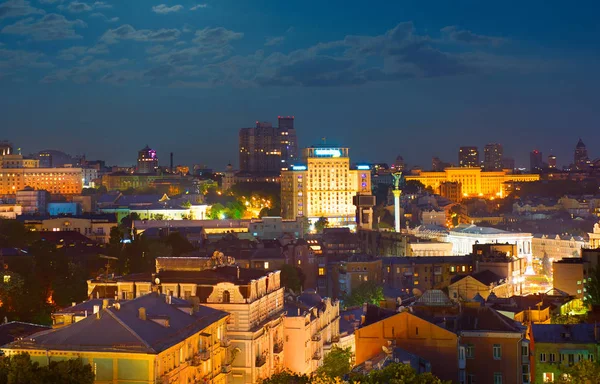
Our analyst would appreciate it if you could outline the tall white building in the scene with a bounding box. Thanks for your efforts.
[281,146,371,228]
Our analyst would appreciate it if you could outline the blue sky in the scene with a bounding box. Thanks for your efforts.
[0,0,599,169]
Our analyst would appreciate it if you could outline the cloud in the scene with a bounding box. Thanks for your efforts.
[0,0,44,19]
[38,0,62,3]
[146,44,166,54]
[98,70,140,85]
[192,27,243,46]
[190,4,207,10]
[265,36,285,46]
[152,4,183,14]
[441,26,505,46]
[40,57,128,83]
[57,44,108,59]
[2,13,86,40]
[90,12,118,22]
[92,1,111,9]
[100,24,181,44]
[61,1,91,13]
[0,47,51,70]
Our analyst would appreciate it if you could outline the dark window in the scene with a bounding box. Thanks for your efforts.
[223,291,231,303]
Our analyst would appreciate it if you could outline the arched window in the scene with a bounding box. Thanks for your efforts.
[223,290,230,303]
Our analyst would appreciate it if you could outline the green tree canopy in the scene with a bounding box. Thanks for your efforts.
[259,370,311,384]
[343,281,384,307]
[0,353,94,384]
[317,346,353,379]
[556,359,600,384]
[315,217,329,233]
[583,266,600,306]
[349,362,448,384]
[280,264,305,293]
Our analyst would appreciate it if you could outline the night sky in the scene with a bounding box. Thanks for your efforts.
[1,0,599,170]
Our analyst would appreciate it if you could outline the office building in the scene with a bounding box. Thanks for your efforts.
[15,187,49,214]
[281,145,372,228]
[483,143,503,171]
[458,146,479,168]
[239,117,297,174]
[501,157,515,171]
[2,293,231,384]
[574,138,589,170]
[439,181,462,202]
[137,145,158,174]
[547,154,557,169]
[405,167,539,198]
[530,150,543,172]
[393,155,405,171]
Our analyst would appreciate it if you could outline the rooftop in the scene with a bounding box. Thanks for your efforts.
[4,293,228,354]
[532,324,598,344]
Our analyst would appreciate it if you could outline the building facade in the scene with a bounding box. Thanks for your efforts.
[239,119,295,174]
[405,167,539,198]
[459,146,479,168]
[484,143,503,171]
[137,145,158,174]
[2,293,231,384]
[281,146,371,228]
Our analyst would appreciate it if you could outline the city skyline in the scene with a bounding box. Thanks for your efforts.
[1,0,599,169]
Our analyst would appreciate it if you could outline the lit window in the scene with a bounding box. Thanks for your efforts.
[264,262,269,269]
[3,275,10,284]
[318,268,325,276]
[543,373,554,383]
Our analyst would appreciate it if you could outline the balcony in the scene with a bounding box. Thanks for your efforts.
[273,341,284,354]
[312,352,322,360]
[256,354,267,368]
[199,350,210,361]
[221,364,232,374]
[331,335,340,343]
[522,355,530,364]
[220,338,231,348]
[311,334,321,342]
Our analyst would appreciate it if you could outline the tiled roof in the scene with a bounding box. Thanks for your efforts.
[532,324,598,344]
[450,224,509,235]
[5,293,228,354]
[471,270,503,286]
[414,290,453,306]
[0,322,50,347]
[454,306,523,333]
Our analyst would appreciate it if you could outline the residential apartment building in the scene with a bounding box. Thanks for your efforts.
[239,119,297,173]
[87,262,286,384]
[382,256,473,295]
[282,290,340,375]
[22,216,118,244]
[459,146,480,168]
[529,323,600,383]
[553,258,586,298]
[532,234,585,261]
[281,146,372,228]
[2,293,231,384]
[405,167,539,198]
[335,255,382,298]
[448,270,510,301]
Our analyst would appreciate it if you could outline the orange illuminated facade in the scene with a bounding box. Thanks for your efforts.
[405,167,539,198]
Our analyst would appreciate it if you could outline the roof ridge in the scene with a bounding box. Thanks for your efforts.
[104,308,156,353]
[488,306,519,331]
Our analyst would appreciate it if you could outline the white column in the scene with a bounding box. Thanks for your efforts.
[393,190,401,233]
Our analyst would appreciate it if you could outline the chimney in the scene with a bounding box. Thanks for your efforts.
[84,310,88,317]
[167,294,172,305]
[237,266,240,280]
[93,305,100,314]
[138,307,147,321]
[71,302,76,307]
[102,299,109,309]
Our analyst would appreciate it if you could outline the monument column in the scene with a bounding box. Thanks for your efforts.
[393,189,401,233]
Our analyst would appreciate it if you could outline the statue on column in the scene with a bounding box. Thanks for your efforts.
[392,172,404,191]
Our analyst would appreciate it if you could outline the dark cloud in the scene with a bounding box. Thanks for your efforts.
[0,47,50,70]
[100,24,181,44]
[2,13,86,40]
[59,1,111,13]
[0,0,44,19]
[441,26,505,46]
[98,70,140,85]
[57,44,108,60]
[40,58,127,83]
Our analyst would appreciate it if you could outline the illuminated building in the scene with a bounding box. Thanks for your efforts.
[137,145,158,174]
[439,181,462,202]
[393,155,405,171]
[530,149,543,172]
[574,138,589,170]
[23,216,118,244]
[0,156,82,196]
[547,154,557,169]
[102,172,161,191]
[405,167,539,198]
[16,187,49,214]
[590,222,600,249]
[87,261,286,384]
[532,233,585,261]
[0,141,12,156]
[282,290,340,375]
[483,143,503,171]
[278,116,298,169]
[280,146,372,228]
[2,293,231,384]
[239,120,290,173]
[458,146,479,168]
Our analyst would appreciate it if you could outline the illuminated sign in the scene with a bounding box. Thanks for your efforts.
[314,149,342,157]
[292,165,307,171]
[357,165,370,170]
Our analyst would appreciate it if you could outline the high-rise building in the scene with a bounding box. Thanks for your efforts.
[137,145,158,174]
[394,155,405,171]
[530,150,543,172]
[239,117,299,174]
[483,143,503,171]
[432,156,451,171]
[501,157,515,171]
[548,154,557,169]
[281,145,371,228]
[278,116,298,169]
[458,146,479,167]
[574,138,589,170]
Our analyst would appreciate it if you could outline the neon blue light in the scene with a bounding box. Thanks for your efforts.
[292,165,307,171]
[357,165,370,170]
[314,149,342,157]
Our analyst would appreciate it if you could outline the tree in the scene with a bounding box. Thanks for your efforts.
[259,370,311,384]
[315,217,329,233]
[42,359,95,384]
[317,346,353,379]
[280,264,305,293]
[556,360,600,384]
[208,203,226,219]
[583,266,600,306]
[349,362,448,384]
[343,281,384,307]
[165,232,194,256]
[0,353,94,384]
